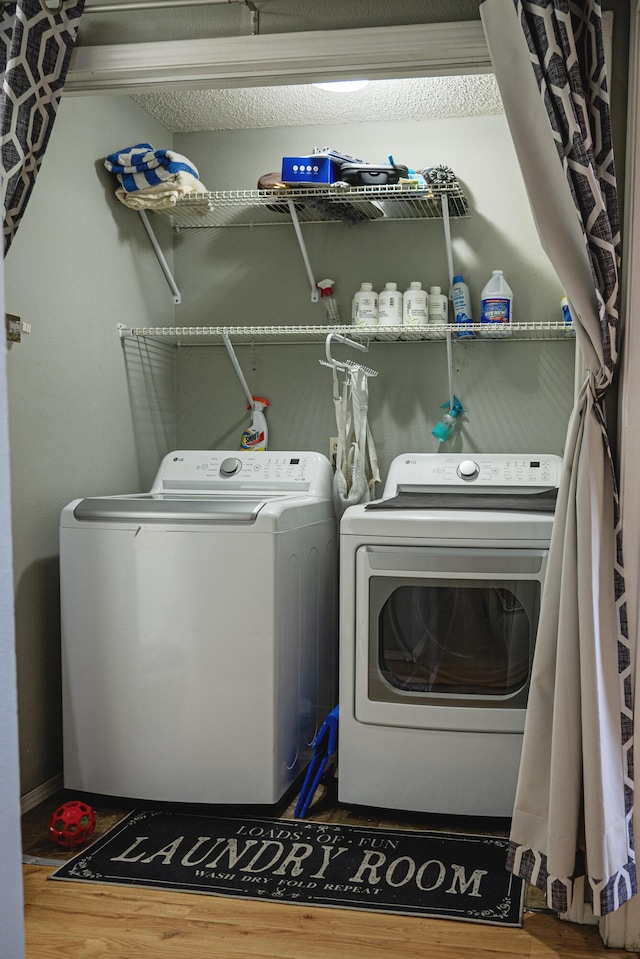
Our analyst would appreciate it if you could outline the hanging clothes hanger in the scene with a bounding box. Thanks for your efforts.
[319,333,380,515]
[319,331,372,372]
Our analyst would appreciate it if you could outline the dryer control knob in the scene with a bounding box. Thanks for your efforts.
[457,459,480,479]
[220,457,243,477]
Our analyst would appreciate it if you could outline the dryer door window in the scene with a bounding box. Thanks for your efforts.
[354,546,547,731]
[376,581,537,704]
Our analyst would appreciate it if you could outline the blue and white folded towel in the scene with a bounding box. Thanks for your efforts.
[104,143,200,193]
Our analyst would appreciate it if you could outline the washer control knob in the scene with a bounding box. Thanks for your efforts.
[220,457,242,477]
[457,459,480,479]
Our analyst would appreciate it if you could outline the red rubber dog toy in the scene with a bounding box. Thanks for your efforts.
[48,800,96,848]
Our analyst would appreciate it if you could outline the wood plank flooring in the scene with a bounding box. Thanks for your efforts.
[23,864,638,959]
[21,787,640,958]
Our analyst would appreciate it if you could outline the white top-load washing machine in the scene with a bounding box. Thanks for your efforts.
[339,452,562,818]
[60,450,336,805]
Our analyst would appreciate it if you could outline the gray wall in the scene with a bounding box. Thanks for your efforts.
[5,0,629,799]
[173,115,574,475]
[6,93,576,800]
[6,97,573,793]
[4,95,177,796]
[0,267,24,955]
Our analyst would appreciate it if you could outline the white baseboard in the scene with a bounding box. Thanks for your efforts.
[20,774,63,815]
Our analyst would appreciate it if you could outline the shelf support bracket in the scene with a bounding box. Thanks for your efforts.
[245,0,259,35]
[138,210,182,305]
[441,192,455,291]
[287,198,320,303]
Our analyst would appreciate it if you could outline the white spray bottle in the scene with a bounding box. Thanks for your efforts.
[241,397,269,451]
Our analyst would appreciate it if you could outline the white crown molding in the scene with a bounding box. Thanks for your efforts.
[66,21,491,95]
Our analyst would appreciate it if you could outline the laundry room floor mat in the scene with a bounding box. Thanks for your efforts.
[49,809,524,926]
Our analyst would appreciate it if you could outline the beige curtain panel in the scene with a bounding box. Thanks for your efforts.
[479,0,634,918]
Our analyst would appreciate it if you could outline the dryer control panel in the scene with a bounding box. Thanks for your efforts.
[152,450,334,497]
[384,453,563,497]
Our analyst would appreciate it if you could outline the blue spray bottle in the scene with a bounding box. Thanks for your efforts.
[432,396,465,442]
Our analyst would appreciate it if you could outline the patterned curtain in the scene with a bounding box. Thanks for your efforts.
[480,0,633,918]
[1,0,85,256]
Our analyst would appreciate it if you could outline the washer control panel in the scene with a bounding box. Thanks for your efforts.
[384,453,562,497]
[152,450,333,497]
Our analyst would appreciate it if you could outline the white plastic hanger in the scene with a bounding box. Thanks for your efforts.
[319,331,377,376]
[320,332,380,514]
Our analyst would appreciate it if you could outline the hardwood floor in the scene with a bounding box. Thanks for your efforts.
[22,863,639,959]
[21,787,639,959]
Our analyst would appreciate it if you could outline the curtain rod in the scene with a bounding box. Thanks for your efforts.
[83,0,269,13]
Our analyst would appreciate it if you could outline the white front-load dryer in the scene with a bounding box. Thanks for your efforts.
[338,452,562,818]
[60,450,337,805]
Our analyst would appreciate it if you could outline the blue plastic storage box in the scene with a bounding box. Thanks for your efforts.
[281,155,341,185]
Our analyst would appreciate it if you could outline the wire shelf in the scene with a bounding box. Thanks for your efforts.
[151,183,471,231]
[118,322,575,347]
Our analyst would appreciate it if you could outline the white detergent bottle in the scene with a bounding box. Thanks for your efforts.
[403,281,429,326]
[451,274,474,338]
[240,397,269,451]
[428,286,448,325]
[352,282,378,327]
[480,269,513,337]
[378,282,403,326]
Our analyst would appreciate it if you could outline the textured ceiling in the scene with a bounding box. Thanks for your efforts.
[131,74,503,133]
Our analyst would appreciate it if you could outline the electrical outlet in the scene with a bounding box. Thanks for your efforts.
[329,437,339,468]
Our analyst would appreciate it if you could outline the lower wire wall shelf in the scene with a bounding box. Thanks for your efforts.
[118,323,575,347]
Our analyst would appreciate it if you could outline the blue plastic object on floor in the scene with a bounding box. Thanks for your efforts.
[294,705,339,819]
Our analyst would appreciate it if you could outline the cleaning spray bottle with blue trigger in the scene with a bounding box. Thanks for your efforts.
[432,397,465,442]
[240,397,269,451]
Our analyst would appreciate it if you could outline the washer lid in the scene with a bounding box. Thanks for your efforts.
[72,493,280,524]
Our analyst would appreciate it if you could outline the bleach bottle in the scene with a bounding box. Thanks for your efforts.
[241,397,269,451]
[561,295,574,334]
[480,269,513,337]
